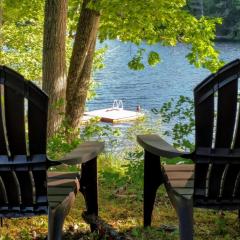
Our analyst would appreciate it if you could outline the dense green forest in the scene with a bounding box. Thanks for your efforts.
[188,0,240,40]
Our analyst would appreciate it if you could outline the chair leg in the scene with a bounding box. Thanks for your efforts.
[80,157,98,231]
[48,192,76,240]
[176,198,193,240]
[144,150,163,227]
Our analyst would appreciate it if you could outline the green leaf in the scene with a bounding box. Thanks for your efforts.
[148,51,161,66]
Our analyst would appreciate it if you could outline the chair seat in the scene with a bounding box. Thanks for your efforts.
[162,164,195,199]
[47,172,79,208]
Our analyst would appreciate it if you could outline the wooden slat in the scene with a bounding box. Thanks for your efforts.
[48,178,77,188]
[167,180,194,188]
[215,79,238,148]
[27,81,48,155]
[47,172,78,208]
[47,187,74,195]
[233,170,240,198]
[221,164,240,199]
[0,176,8,204]
[163,164,194,199]
[194,162,209,198]
[32,170,47,204]
[173,188,194,195]
[164,171,194,180]
[48,172,79,180]
[163,164,194,172]
[3,67,26,155]
[0,67,8,155]
[194,88,214,148]
[16,171,34,205]
[208,163,225,199]
[0,171,21,205]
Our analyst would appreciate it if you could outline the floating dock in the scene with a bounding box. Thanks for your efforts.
[83,108,144,123]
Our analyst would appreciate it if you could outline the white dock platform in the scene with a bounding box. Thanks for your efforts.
[84,108,144,123]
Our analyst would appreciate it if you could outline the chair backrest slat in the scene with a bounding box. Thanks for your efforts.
[0,171,21,205]
[215,72,238,148]
[27,81,48,155]
[194,162,209,200]
[221,164,240,199]
[33,170,48,204]
[16,171,35,205]
[0,176,8,204]
[207,163,225,199]
[3,67,26,156]
[0,68,9,155]
[233,171,240,198]
[195,75,215,148]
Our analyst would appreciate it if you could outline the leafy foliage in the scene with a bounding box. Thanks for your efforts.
[148,51,161,66]
[128,48,145,70]
[47,119,81,160]
[153,95,195,151]
[81,117,121,151]
[90,0,223,72]
[1,0,106,82]
[1,0,44,80]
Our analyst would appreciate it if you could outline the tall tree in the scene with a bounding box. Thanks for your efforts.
[66,0,100,131]
[42,0,68,137]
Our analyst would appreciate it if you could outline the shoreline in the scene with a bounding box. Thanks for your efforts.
[215,36,240,42]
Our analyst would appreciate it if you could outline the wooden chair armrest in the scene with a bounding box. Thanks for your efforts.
[137,134,191,158]
[48,141,104,166]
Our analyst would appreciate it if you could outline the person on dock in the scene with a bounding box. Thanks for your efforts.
[136,105,141,112]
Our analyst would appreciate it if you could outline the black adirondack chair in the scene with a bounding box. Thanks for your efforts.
[0,66,104,240]
[137,59,240,240]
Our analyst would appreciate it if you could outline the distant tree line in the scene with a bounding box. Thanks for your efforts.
[188,0,240,40]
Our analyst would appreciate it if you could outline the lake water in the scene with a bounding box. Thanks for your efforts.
[86,40,240,150]
[88,40,240,112]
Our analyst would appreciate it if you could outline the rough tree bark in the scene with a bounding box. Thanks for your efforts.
[66,0,100,131]
[42,0,68,138]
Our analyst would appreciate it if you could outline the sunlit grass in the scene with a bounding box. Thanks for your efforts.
[1,155,240,239]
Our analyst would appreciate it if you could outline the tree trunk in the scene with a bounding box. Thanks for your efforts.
[42,0,68,138]
[66,0,100,131]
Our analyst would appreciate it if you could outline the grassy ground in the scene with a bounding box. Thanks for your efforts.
[1,155,240,240]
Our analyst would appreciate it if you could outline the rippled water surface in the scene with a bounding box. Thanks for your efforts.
[88,40,240,112]
[86,41,240,149]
